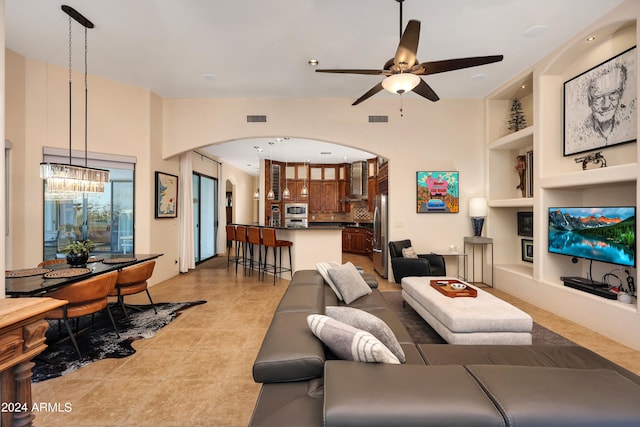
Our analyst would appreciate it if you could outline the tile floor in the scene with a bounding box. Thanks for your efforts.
[30,253,640,426]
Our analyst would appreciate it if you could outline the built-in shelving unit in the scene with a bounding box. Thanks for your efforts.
[484,8,640,350]
[486,70,535,280]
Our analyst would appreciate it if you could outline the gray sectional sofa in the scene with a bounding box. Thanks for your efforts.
[249,269,640,427]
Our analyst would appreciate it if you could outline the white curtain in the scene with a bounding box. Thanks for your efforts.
[179,153,195,272]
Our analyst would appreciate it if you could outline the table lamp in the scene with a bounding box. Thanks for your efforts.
[469,197,488,237]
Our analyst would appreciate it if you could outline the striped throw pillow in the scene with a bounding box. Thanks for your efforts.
[307,314,400,364]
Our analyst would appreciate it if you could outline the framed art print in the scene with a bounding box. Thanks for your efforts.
[517,211,533,237]
[416,171,459,213]
[563,46,637,156]
[155,171,178,218]
[521,239,534,263]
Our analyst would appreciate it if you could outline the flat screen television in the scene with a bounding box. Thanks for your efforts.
[548,206,636,267]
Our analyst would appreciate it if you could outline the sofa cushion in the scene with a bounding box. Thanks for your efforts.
[325,306,405,363]
[402,246,418,258]
[307,314,400,364]
[316,262,343,300]
[467,365,640,427]
[327,262,372,304]
[324,361,505,427]
[253,312,326,383]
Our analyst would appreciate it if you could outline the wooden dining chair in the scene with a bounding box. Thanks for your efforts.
[43,271,120,358]
[109,261,157,319]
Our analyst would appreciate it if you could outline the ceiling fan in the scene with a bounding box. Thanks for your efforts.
[316,2,504,106]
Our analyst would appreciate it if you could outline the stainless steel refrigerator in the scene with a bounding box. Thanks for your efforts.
[372,194,388,278]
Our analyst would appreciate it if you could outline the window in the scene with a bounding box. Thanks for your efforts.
[42,148,136,259]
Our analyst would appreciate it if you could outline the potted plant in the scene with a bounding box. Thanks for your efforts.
[63,239,95,267]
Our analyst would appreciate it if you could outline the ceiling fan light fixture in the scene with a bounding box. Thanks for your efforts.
[382,73,420,94]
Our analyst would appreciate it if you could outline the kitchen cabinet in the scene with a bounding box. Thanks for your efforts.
[310,181,338,213]
[367,158,378,212]
[342,227,369,254]
[309,181,323,212]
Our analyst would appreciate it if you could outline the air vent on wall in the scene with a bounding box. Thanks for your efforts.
[247,115,267,123]
[368,115,388,123]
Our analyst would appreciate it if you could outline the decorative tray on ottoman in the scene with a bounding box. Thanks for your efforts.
[430,279,477,298]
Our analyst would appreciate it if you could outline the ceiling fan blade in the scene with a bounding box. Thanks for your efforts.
[412,79,440,102]
[316,69,387,75]
[415,55,503,75]
[352,82,385,106]
[393,20,421,70]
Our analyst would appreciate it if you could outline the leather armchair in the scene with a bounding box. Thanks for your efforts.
[388,239,446,284]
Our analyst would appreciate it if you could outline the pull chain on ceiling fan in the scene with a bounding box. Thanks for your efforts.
[316,0,504,106]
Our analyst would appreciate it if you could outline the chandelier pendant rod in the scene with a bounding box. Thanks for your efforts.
[84,26,88,168]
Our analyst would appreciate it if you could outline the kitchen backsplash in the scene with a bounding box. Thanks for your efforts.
[310,201,372,223]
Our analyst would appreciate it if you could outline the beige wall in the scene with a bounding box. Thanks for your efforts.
[163,97,485,270]
[6,46,485,287]
[4,51,179,284]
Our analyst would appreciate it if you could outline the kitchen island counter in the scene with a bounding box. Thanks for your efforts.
[230,224,342,271]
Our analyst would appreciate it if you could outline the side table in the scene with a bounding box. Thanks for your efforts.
[430,251,467,280]
[464,236,494,287]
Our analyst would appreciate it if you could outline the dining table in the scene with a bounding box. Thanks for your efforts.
[5,253,163,297]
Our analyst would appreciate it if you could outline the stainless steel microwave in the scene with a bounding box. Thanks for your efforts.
[284,203,308,218]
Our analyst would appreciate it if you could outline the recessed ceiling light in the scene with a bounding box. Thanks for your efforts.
[203,73,216,81]
[523,25,547,38]
[308,59,319,66]
[471,73,486,81]
[586,35,596,42]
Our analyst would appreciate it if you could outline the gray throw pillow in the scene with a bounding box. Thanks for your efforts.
[402,246,418,258]
[327,262,372,304]
[316,261,343,301]
[325,306,405,363]
[307,314,400,364]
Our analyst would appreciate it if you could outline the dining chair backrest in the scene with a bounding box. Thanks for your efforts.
[37,259,67,268]
[114,261,156,294]
[45,271,118,318]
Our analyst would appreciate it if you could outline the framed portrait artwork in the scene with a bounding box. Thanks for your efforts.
[521,239,534,263]
[563,46,637,156]
[517,211,533,237]
[416,171,459,213]
[155,171,178,218]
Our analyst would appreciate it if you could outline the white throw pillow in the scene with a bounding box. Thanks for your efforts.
[325,306,405,363]
[316,261,343,300]
[402,246,418,258]
[327,262,372,304]
[307,314,400,364]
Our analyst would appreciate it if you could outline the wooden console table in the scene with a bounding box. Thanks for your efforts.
[0,298,66,427]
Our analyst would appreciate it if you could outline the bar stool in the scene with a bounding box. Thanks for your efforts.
[225,224,237,270]
[247,227,264,278]
[235,225,249,275]
[261,228,293,286]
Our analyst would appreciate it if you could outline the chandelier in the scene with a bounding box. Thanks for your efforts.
[40,5,110,196]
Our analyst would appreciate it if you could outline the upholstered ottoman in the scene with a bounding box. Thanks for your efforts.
[401,277,532,345]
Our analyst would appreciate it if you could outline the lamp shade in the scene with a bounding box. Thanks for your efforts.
[382,73,421,94]
[469,197,488,217]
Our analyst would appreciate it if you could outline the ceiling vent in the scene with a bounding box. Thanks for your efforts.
[368,115,388,123]
[246,115,267,123]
